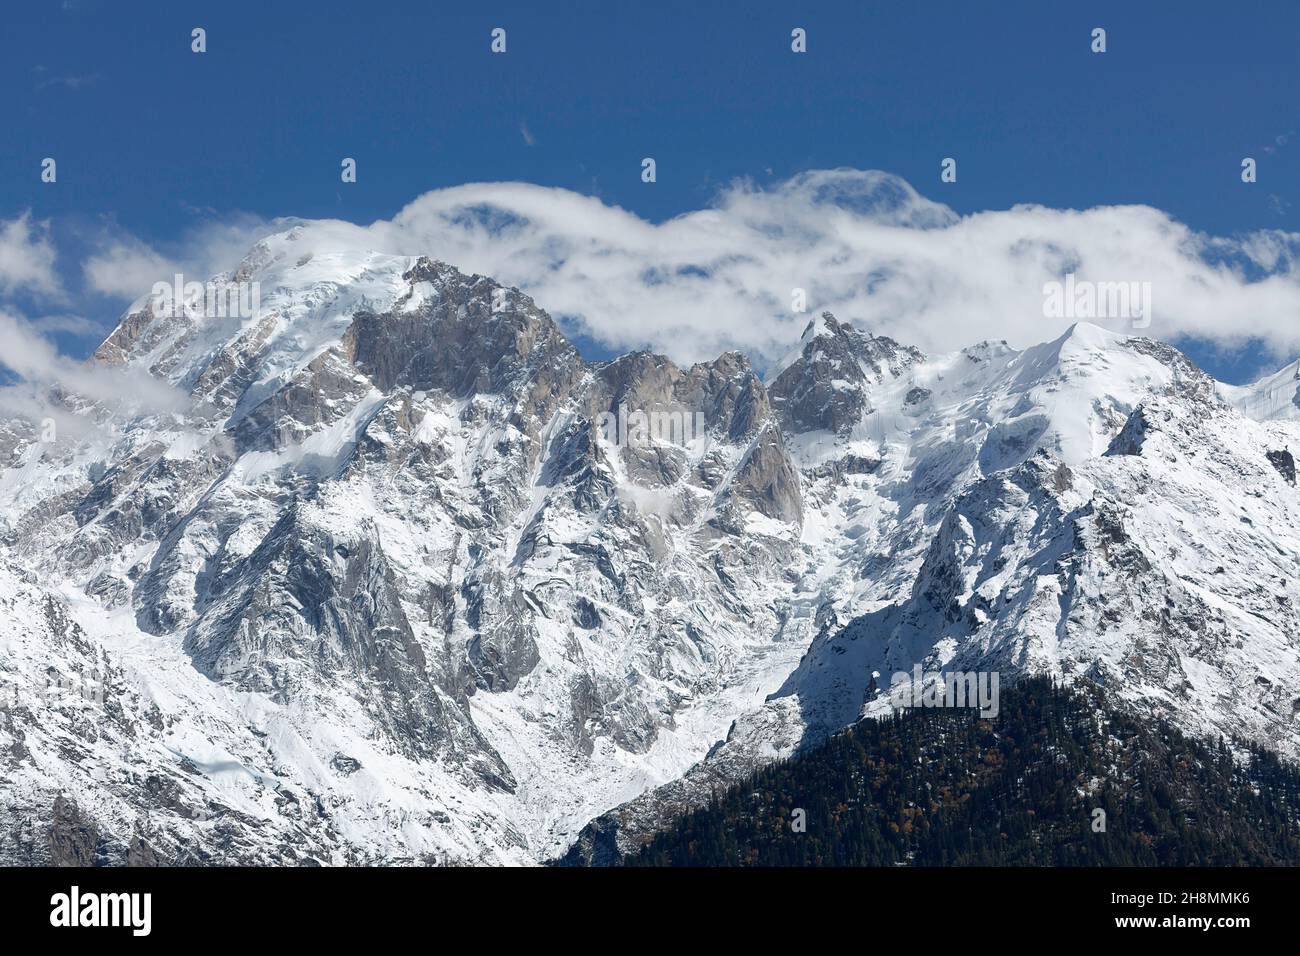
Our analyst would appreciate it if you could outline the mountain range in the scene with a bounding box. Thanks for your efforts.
[2,225,1298,865]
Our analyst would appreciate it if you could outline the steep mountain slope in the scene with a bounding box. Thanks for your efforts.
[564,321,1300,862]
[2,225,1298,865]
[618,678,1300,867]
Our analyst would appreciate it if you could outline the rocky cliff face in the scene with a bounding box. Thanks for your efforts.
[2,227,1298,865]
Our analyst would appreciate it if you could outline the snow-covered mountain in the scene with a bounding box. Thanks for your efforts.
[3,226,1298,865]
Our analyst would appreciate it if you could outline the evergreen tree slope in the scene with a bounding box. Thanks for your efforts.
[622,678,1300,866]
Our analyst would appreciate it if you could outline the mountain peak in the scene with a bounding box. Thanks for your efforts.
[798,311,855,343]
[769,312,924,435]
[1045,320,1129,357]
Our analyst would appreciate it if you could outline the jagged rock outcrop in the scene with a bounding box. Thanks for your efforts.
[769,312,923,434]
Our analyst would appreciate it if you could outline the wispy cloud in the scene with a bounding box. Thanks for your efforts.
[31,313,104,336]
[82,212,274,302]
[1262,130,1296,155]
[0,309,183,426]
[0,213,63,301]
[35,72,100,91]
[31,64,100,92]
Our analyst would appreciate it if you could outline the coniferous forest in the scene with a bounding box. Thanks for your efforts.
[624,678,1300,866]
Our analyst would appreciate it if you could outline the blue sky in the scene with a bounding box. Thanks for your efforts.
[3,0,1299,381]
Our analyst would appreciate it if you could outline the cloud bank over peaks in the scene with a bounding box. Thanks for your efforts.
[81,169,1300,373]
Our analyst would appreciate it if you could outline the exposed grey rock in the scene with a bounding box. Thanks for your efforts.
[1267,448,1296,485]
[769,312,923,434]
[48,795,100,866]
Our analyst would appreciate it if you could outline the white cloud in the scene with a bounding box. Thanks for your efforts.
[0,213,63,300]
[82,212,274,302]
[80,170,1300,371]
[82,236,180,299]
[0,309,182,425]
